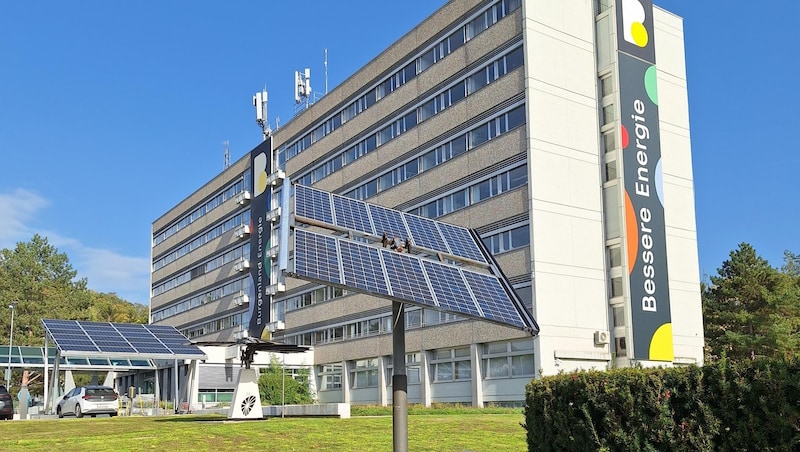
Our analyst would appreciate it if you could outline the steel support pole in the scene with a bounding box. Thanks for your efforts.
[392,301,408,452]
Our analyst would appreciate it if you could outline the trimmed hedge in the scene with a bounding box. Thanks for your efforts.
[523,358,800,451]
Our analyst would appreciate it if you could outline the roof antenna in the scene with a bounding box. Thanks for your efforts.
[223,140,230,169]
[253,87,271,141]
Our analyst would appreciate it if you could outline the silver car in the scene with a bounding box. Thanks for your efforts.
[57,385,119,418]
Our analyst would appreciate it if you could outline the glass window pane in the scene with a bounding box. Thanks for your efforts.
[455,361,471,380]
[435,362,452,381]
[511,354,535,376]
[506,106,526,130]
[487,357,509,378]
[508,166,527,188]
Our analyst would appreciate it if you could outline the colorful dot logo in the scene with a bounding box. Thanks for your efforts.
[622,0,649,48]
[253,152,268,197]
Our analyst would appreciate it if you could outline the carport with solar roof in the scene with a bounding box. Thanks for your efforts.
[41,319,206,414]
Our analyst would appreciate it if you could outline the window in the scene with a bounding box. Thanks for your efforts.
[351,359,379,388]
[319,364,342,390]
[482,224,530,254]
[430,347,471,382]
[482,339,535,378]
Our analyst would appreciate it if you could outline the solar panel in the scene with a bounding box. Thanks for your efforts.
[332,194,375,235]
[369,204,409,242]
[340,240,390,296]
[146,325,207,356]
[295,184,334,224]
[381,250,437,307]
[81,323,136,354]
[404,214,449,254]
[437,222,487,264]
[294,229,342,285]
[290,184,539,334]
[422,261,481,318]
[41,319,205,359]
[462,270,526,328]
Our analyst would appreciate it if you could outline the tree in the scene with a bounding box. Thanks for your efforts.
[257,356,313,406]
[703,243,800,362]
[0,235,147,347]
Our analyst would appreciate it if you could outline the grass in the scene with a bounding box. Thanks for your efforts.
[0,410,528,451]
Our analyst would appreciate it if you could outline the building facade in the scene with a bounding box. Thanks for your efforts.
[151,0,703,407]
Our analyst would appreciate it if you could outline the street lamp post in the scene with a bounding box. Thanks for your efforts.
[6,302,16,388]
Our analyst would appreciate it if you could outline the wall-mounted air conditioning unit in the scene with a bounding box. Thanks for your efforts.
[235,191,252,205]
[235,224,250,239]
[594,330,610,345]
[233,258,250,272]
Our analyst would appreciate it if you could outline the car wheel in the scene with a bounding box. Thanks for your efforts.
[75,404,83,418]
[57,406,63,419]
[110,412,117,417]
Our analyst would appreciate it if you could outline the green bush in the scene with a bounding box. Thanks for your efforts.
[524,359,800,451]
[257,357,313,406]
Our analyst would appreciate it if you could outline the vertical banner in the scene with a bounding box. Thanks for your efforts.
[248,137,272,339]
[616,0,673,361]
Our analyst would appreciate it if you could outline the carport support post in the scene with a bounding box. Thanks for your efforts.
[173,359,179,414]
[392,301,408,452]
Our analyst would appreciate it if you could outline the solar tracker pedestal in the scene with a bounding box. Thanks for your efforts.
[228,368,264,420]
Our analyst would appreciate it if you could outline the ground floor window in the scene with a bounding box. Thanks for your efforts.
[482,339,535,378]
[430,347,471,382]
[318,364,342,390]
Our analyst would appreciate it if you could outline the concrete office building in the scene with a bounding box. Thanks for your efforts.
[150,0,703,407]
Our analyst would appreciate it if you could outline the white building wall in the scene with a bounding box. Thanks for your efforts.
[522,0,611,377]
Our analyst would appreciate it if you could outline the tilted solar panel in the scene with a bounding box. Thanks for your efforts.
[332,193,375,236]
[436,222,487,264]
[340,240,390,296]
[462,270,526,328]
[422,261,481,318]
[295,184,334,224]
[294,229,342,285]
[369,204,409,243]
[381,249,437,307]
[403,214,449,254]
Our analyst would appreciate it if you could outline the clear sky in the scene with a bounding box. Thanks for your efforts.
[1,1,797,306]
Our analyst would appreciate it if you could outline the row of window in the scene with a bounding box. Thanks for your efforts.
[153,210,250,271]
[297,46,525,190]
[152,243,249,297]
[320,339,534,390]
[182,311,246,339]
[482,224,529,255]
[285,306,465,347]
[344,103,526,201]
[153,175,250,246]
[410,164,527,219]
[151,276,251,323]
[277,0,522,167]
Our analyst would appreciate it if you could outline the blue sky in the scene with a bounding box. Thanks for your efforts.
[1,1,797,305]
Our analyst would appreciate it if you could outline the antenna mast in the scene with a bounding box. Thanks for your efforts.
[324,49,328,94]
[253,88,270,141]
[224,140,230,169]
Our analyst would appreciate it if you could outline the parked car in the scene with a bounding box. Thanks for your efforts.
[0,385,13,420]
[57,385,119,418]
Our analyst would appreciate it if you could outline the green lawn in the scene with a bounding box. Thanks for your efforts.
[0,413,528,451]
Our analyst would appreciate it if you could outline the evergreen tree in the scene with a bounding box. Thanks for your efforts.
[703,243,800,361]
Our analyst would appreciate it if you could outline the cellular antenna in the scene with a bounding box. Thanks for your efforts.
[253,88,270,141]
[294,68,312,113]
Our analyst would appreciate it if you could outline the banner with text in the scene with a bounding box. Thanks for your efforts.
[616,0,673,361]
[248,137,272,340]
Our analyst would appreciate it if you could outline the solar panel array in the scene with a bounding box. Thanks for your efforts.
[294,185,488,264]
[292,229,533,330]
[42,319,206,358]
